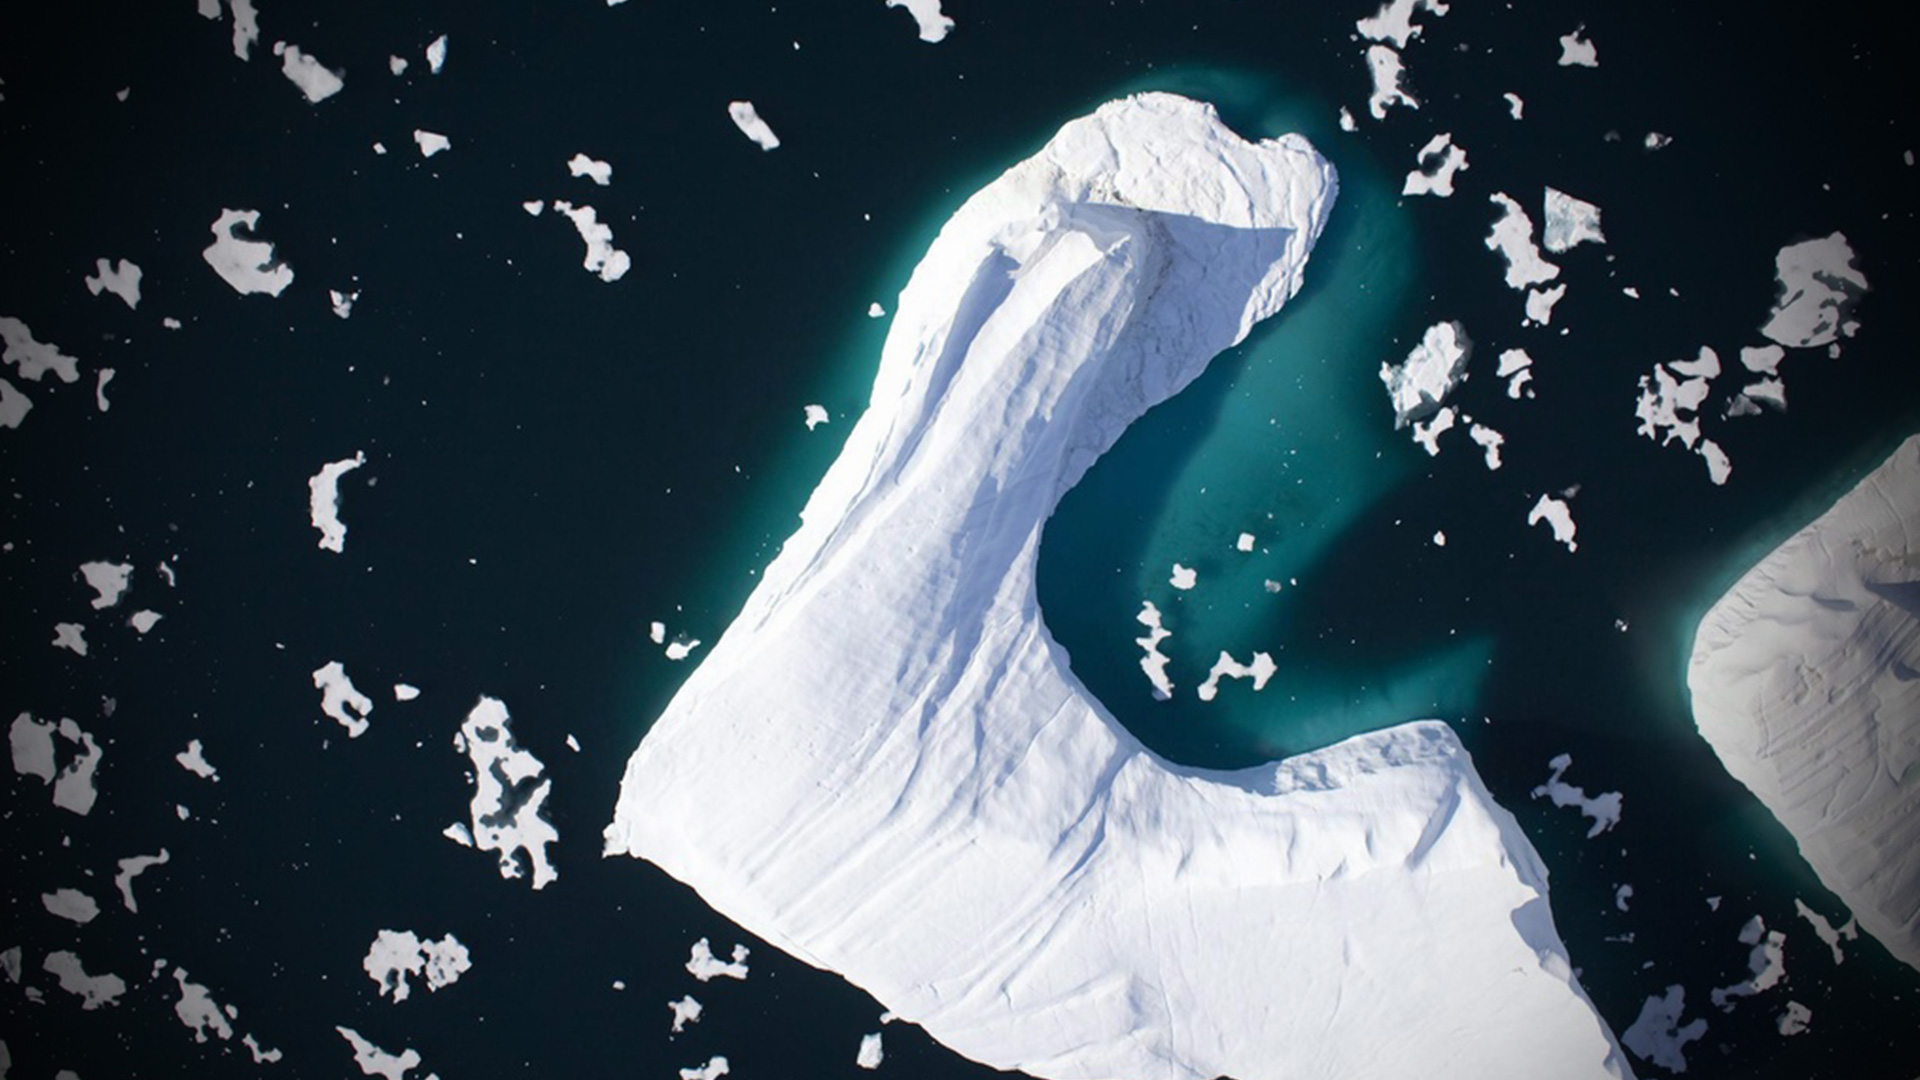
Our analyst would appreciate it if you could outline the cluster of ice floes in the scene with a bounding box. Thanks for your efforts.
[2,315,86,430]
[1377,320,1510,467]
[727,101,781,150]
[1353,0,1447,120]
[1530,753,1620,834]
[1709,914,1787,1010]
[886,0,954,43]
[1622,985,1707,1073]
[606,94,1628,1080]
[446,696,559,889]
[363,930,471,1002]
[685,938,750,982]
[1634,347,1732,485]
[1689,435,1920,971]
[648,620,703,660]
[1133,601,1175,699]
[11,712,103,815]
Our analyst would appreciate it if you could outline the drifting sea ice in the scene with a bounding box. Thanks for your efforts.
[202,209,294,296]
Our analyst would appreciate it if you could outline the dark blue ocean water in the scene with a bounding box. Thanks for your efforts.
[3,1,1916,1078]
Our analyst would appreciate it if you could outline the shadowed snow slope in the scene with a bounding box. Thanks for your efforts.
[606,93,1628,1080]
[1690,434,1920,972]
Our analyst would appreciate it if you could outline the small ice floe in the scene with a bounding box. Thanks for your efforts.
[10,715,103,815]
[686,938,749,982]
[1467,422,1504,470]
[173,968,234,1043]
[552,201,631,282]
[1432,531,1446,546]
[389,55,408,76]
[1622,985,1707,1074]
[804,404,830,430]
[1759,232,1866,350]
[308,451,366,553]
[393,683,421,702]
[1530,753,1619,834]
[728,101,781,150]
[1793,898,1859,964]
[1496,347,1534,399]
[175,739,219,781]
[1615,884,1634,912]
[338,1026,429,1080]
[130,610,162,634]
[1338,107,1357,132]
[96,368,114,411]
[1558,28,1598,67]
[84,258,142,309]
[1525,284,1566,327]
[1403,133,1468,198]
[522,200,545,216]
[1355,0,1447,49]
[886,0,954,43]
[202,0,261,61]
[680,1058,730,1080]
[313,661,374,738]
[1,316,81,383]
[202,209,293,296]
[363,929,471,1002]
[1411,406,1455,456]
[1235,532,1255,552]
[1364,45,1418,119]
[450,696,559,889]
[1777,1000,1812,1036]
[857,1032,885,1069]
[1195,651,1276,702]
[1634,348,1731,484]
[79,560,133,609]
[1644,132,1673,151]
[1380,320,1469,428]
[413,129,451,157]
[1710,915,1787,1010]
[42,887,101,924]
[426,34,448,74]
[272,42,344,103]
[1503,92,1524,119]
[868,302,886,318]
[330,289,359,318]
[1542,187,1605,253]
[1134,602,1174,701]
[669,994,703,1033]
[1168,563,1197,590]
[1485,194,1560,291]
[114,850,170,912]
[43,951,126,1010]
[53,622,88,656]
[665,638,702,661]
[1,379,29,428]
[568,153,613,186]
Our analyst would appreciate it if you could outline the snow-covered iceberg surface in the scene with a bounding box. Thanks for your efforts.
[606,93,1628,1080]
[1689,434,1920,971]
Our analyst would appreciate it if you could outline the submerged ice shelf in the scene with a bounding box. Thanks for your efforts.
[606,93,1627,1080]
[1690,434,1920,971]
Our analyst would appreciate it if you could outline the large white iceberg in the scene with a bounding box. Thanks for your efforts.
[1689,433,1920,971]
[605,93,1627,1080]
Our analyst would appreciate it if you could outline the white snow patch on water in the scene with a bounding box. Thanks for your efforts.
[452,696,558,889]
[308,450,366,553]
[1530,753,1620,835]
[202,209,294,296]
[685,938,749,982]
[728,101,781,150]
[313,661,374,738]
[886,0,953,43]
[85,258,142,309]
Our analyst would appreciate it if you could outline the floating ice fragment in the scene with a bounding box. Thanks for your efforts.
[1432,530,1446,546]
[1542,188,1605,253]
[1710,915,1786,1009]
[1402,133,1468,198]
[1503,92,1524,119]
[685,938,749,981]
[272,41,344,102]
[1528,494,1578,552]
[1168,563,1197,590]
[1792,899,1858,964]
[886,0,953,43]
[1698,439,1731,485]
[1365,45,1418,119]
[1558,29,1598,67]
[173,968,233,1042]
[394,683,421,702]
[1411,405,1455,455]
[669,994,703,1033]
[451,696,558,889]
[1134,602,1174,700]
[130,610,162,634]
[868,302,886,318]
[44,952,125,1010]
[338,1026,426,1080]
[1531,753,1619,834]
[1235,532,1254,552]
[53,622,88,656]
[1338,106,1357,132]
[1644,132,1672,151]
[1524,284,1566,326]
[568,153,613,186]
[308,451,366,553]
[42,888,100,924]
[1,317,82,382]
[1614,884,1633,911]
[15,714,62,781]
[1467,422,1504,470]
[1379,319,1469,426]
[202,209,293,296]
[0,378,29,428]
[804,404,829,430]
[79,560,133,608]
[1485,194,1560,291]
[857,1032,885,1069]
[389,55,407,76]
[522,200,545,216]
[84,258,142,309]
[552,201,631,282]
[413,129,450,157]
[95,368,113,411]
[114,850,170,912]
[680,1056,730,1080]
[426,34,448,74]
[175,739,218,780]
[363,929,471,1001]
[1355,0,1448,49]
[1776,1001,1812,1036]
[664,638,701,661]
[1759,232,1866,349]
[1622,985,1706,1073]
[330,289,359,318]
[313,661,374,738]
[727,101,781,150]
[1196,651,1275,702]
[1496,347,1535,399]
[1738,344,1785,375]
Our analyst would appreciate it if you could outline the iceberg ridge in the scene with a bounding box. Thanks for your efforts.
[607,93,1627,1080]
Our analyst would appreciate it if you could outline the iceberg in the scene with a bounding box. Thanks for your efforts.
[605,93,1626,1080]
[1689,433,1920,971]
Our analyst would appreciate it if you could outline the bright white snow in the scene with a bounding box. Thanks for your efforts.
[79,560,133,608]
[568,152,613,185]
[552,201,631,282]
[727,101,781,150]
[857,1032,885,1069]
[685,938,749,982]
[363,929,472,1001]
[1528,496,1579,552]
[1497,347,1534,399]
[53,622,88,656]
[313,661,374,737]
[804,404,830,430]
[1759,232,1867,349]
[886,0,953,43]
[272,41,344,102]
[1365,45,1418,119]
[603,93,1627,1080]
[84,258,142,309]
[1542,188,1605,253]
[202,209,294,296]
[1689,434,1920,971]
[426,34,448,74]
[1168,563,1197,590]
[308,450,366,553]
[680,1058,730,1080]
[451,696,559,889]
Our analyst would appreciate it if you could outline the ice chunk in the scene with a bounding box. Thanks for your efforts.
[1411,405,1456,455]
[868,302,887,318]
[522,200,545,216]
[1528,494,1578,552]
[1622,985,1706,1073]
[804,404,830,430]
[363,929,471,1001]
[1525,283,1566,327]
[1738,344,1786,375]
[13,712,59,781]
[1467,422,1504,470]
[330,289,359,318]
[175,739,218,781]
[84,258,142,309]
[1690,435,1920,970]
[95,368,114,411]
[668,994,703,1033]
[886,0,953,43]
[202,209,293,296]
[551,201,631,282]
[389,55,408,76]
[413,129,450,157]
[173,969,233,1042]
[130,610,162,634]
[857,1032,885,1069]
[1614,884,1633,912]
[1195,650,1275,702]
[272,42,344,102]
[51,719,102,815]
[1365,44,1418,119]
[1558,29,1598,67]
[53,622,88,655]
[1485,194,1560,291]
[1710,915,1787,1009]
[1530,753,1620,834]
[685,938,749,982]
[1402,133,1468,198]
[44,952,125,1010]
[202,0,261,61]
[1496,347,1535,400]
[1235,532,1255,552]
[338,1027,426,1080]
[1792,898,1858,964]
[1503,92,1524,119]
[1134,601,1174,700]
[1759,232,1867,349]
[426,34,447,74]
[451,696,559,889]
[664,638,701,660]
[603,93,1625,1080]
[1355,0,1447,49]
[114,849,170,912]
[394,683,421,701]
[0,378,29,428]
[727,101,781,150]
[308,450,366,553]
[1,317,82,382]
[680,1057,730,1080]
[1379,319,1469,427]
[42,888,100,924]
[1699,439,1731,486]
[79,560,133,608]
[244,1034,284,1063]
[568,153,613,185]
[1169,563,1197,590]
[1776,1001,1812,1036]
[1542,188,1605,253]
[313,661,374,738]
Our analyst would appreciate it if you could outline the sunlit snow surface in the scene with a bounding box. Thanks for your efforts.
[1690,434,1920,971]
[607,93,1626,1080]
